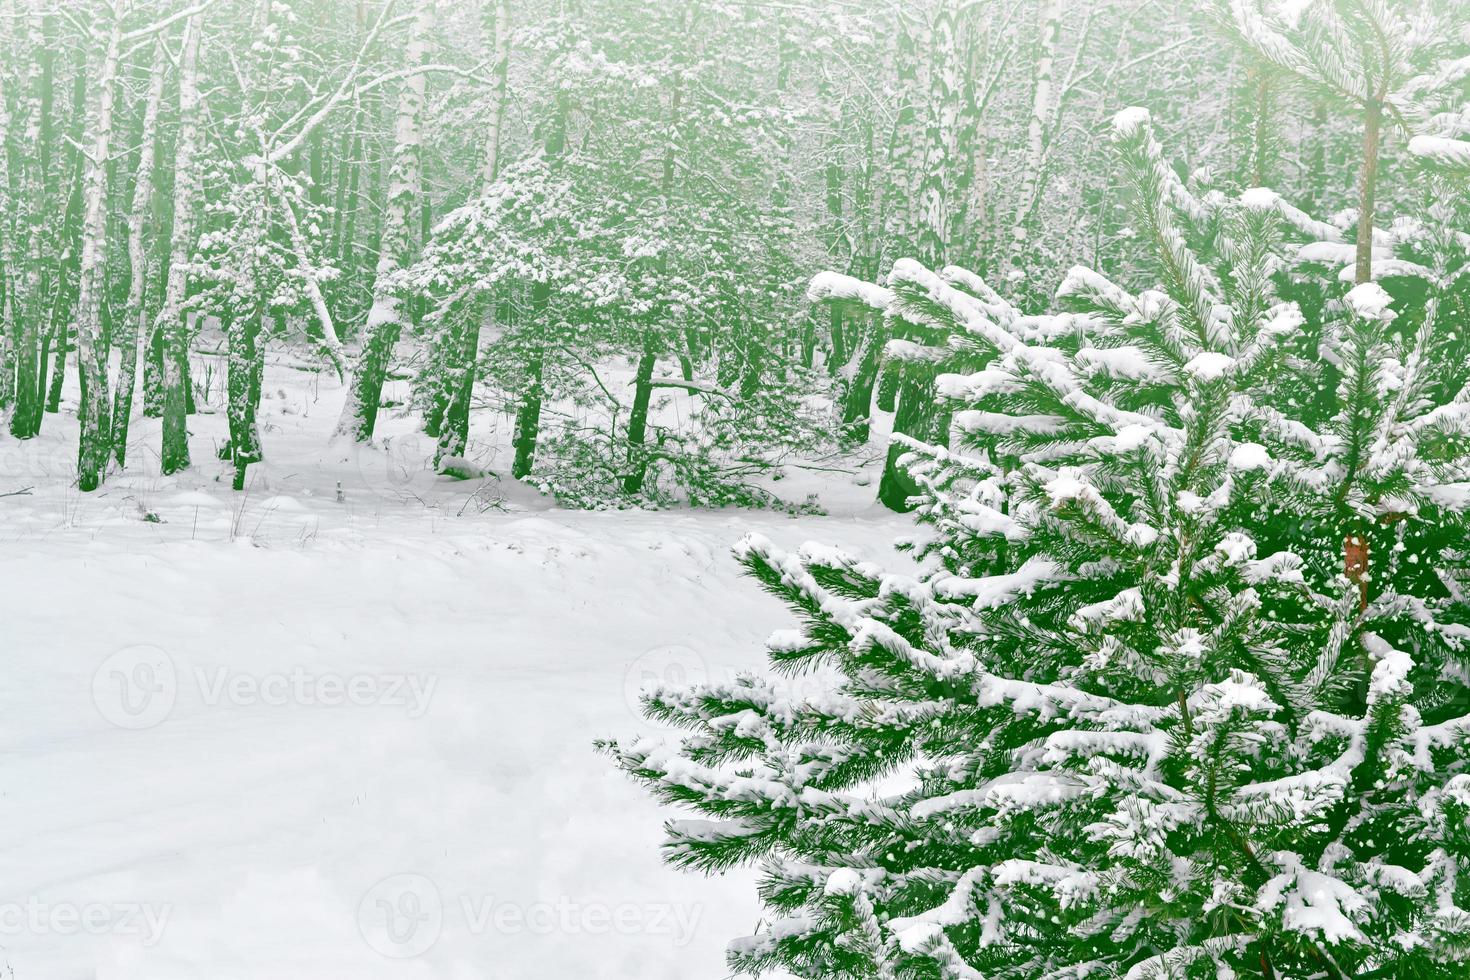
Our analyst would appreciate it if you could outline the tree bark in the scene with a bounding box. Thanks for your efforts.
[46,71,84,424]
[156,12,203,476]
[334,0,432,442]
[877,364,935,512]
[878,9,925,257]
[111,39,167,468]
[1354,99,1382,285]
[6,9,49,440]
[916,6,959,269]
[511,287,546,480]
[433,0,511,468]
[225,310,264,489]
[621,344,658,495]
[1009,0,1062,271]
[0,64,14,414]
[73,2,125,490]
[840,316,881,441]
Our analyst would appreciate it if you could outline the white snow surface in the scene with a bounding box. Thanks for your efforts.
[1408,134,1470,170]
[0,346,913,979]
[1182,351,1234,382]
[1344,281,1395,320]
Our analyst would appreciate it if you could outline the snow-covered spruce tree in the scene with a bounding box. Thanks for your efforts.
[603,108,1470,978]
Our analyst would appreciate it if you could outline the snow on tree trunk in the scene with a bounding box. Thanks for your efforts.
[839,316,880,440]
[881,6,960,512]
[477,0,510,198]
[225,309,264,491]
[0,48,16,415]
[433,0,511,470]
[6,9,47,440]
[915,7,959,269]
[877,8,925,256]
[39,38,78,425]
[156,11,203,476]
[821,146,846,372]
[1010,0,1061,268]
[620,13,692,497]
[72,1,124,492]
[511,290,546,481]
[276,174,347,379]
[334,0,432,443]
[110,38,166,469]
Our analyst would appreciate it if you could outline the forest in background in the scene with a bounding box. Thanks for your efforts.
[0,0,1464,509]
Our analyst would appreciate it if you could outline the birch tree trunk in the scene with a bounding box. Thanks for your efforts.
[842,9,925,451]
[879,5,960,513]
[110,39,166,468]
[915,6,959,269]
[821,142,846,371]
[73,0,125,491]
[433,0,511,468]
[837,118,880,440]
[220,0,273,488]
[878,9,926,258]
[950,7,1000,269]
[44,70,82,421]
[9,9,51,439]
[334,0,432,442]
[0,31,18,416]
[156,12,203,475]
[477,0,511,196]
[1009,0,1062,270]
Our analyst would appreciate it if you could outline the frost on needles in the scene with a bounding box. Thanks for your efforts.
[603,107,1470,978]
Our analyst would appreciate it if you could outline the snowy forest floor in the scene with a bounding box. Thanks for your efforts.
[0,348,912,979]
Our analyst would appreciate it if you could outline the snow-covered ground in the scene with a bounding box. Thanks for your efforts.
[0,350,910,979]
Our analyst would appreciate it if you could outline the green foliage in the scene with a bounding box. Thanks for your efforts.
[607,108,1470,979]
